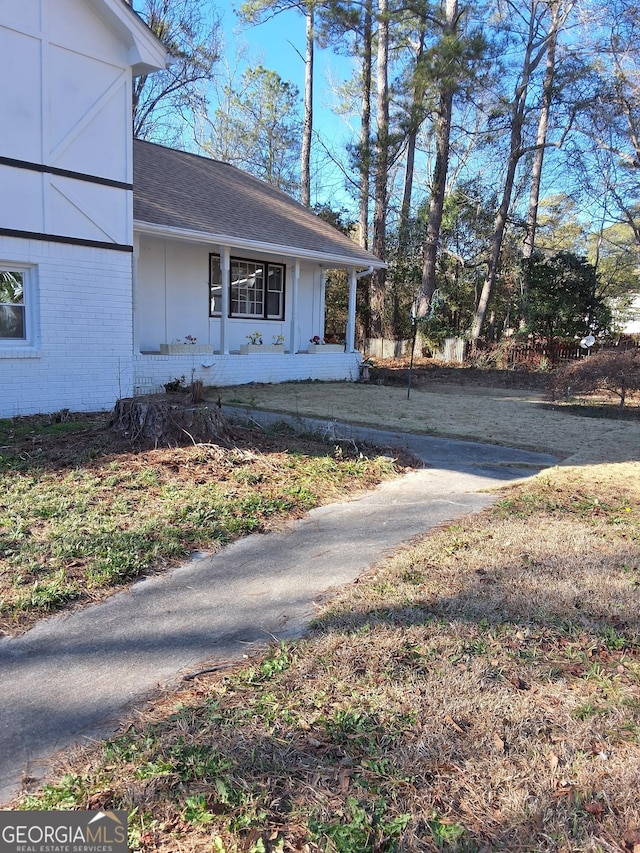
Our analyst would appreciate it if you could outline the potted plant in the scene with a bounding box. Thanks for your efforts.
[307,335,345,354]
[160,336,214,355]
[240,331,285,354]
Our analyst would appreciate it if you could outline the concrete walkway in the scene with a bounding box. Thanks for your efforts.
[0,419,557,804]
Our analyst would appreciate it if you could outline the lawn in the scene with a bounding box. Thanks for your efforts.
[5,368,640,851]
[218,365,640,466]
[0,412,406,635]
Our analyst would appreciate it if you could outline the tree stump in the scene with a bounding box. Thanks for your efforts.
[110,394,233,447]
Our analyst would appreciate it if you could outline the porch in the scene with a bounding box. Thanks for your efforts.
[133,229,368,396]
[133,349,363,396]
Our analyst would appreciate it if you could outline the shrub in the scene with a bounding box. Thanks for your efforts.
[554,349,640,408]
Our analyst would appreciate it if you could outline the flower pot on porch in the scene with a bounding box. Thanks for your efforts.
[160,344,214,354]
[240,344,285,354]
[307,343,345,354]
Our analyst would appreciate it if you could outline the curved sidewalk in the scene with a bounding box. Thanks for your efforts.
[0,423,557,804]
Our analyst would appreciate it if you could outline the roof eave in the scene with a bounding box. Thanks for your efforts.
[89,0,170,75]
[133,219,385,270]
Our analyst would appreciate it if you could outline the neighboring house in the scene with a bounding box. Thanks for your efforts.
[1,0,382,419]
[622,295,640,335]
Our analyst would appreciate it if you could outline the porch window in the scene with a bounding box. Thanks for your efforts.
[265,265,284,319]
[0,269,26,342]
[209,254,285,320]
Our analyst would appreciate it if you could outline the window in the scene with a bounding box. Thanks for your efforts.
[209,254,285,320]
[231,257,284,319]
[265,264,284,319]
[0,269,26,340]
[231,258,264,317]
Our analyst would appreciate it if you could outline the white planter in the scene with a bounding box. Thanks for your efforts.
[307,344,345,354]
[240,344,285,354]
[160,344,214,355]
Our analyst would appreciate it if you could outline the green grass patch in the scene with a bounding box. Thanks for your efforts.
[0,417,403,632]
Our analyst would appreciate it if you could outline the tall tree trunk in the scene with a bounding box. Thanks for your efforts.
[370,0,390,339]
[399,131,417,247]
[359,1,373,250]
[520,4,562,328]
[399,24,427,249]
[472,0,574,343]
[471,106,525,343]
[417,0,458,319]
[301,3,314,207]
[522,18,558,261]
[471,1,541,343]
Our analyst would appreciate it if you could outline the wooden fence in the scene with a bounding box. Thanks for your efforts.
[476,338,640,367]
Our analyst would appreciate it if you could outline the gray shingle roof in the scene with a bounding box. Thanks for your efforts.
[133,140,383,268]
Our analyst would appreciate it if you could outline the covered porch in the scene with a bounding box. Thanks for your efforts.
[132,140,383,395]
[132,227,371,395]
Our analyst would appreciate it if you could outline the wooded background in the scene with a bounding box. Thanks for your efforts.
[128,0,640,348]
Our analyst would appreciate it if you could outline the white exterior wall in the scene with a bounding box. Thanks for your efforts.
[135,234,326,354]
[133,352,361,396]
[0,0,165,417]
[135,236,213,351]
[1,236,133,417]
[623,295,640,335]
[0,0,135,242]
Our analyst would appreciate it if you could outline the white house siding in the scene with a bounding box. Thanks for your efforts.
[1,236,134,417]
[135,234,326,355]
[623,295,640,334]
[135,236,212,352]
[47,0,132,183]
[0,0,164,417]
[0,0,134,242]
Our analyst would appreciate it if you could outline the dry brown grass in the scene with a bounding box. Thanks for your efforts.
[219,372,640,465]
[7,367,640,850]
[18,463,640,852]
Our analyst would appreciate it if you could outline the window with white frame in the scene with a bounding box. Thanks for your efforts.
[0,267,28,342]
[209,254,285,320]
[265,264,284,319]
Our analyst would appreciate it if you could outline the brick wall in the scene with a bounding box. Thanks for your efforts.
[1,237,134,417]
[133,352,363,395]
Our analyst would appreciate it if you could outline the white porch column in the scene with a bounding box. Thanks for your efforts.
[290,259,300,352]
[221,246,230,354]
[346,266,357,353]
[319,268,326,340]
[131,233,140,352]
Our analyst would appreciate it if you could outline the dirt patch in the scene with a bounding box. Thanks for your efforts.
[371,358,554,391]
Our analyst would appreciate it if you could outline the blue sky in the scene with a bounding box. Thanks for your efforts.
[220,2,359,208]
[225,4,310,90]
[223,2,352,120]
